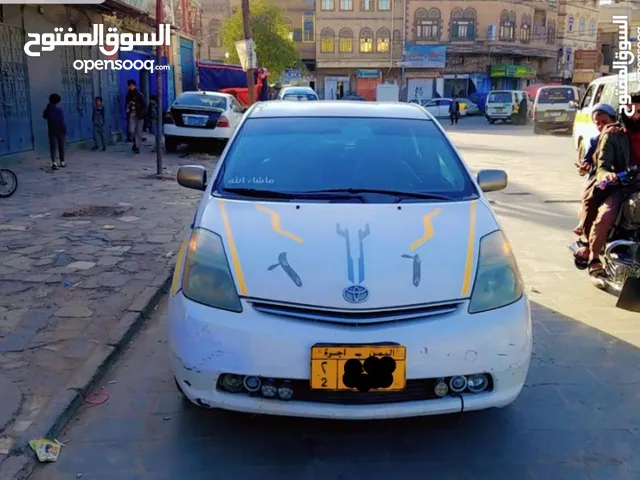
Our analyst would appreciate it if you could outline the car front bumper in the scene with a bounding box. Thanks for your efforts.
[167,294,532,420]
[164,124,233,140]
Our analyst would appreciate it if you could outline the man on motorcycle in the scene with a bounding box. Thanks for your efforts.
[583,95,640,277]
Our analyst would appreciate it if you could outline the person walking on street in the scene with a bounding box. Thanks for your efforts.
[518,95,528,125]
[125,79,146,154]
[449,98,460,125]
[92,96,107,151]
[42,93,66,170]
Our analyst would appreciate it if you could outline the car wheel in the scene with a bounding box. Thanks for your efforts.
[165,136,178,153]
[487,118,495,124]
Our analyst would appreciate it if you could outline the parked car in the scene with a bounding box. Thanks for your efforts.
[457,99,480,116]
[421,98,467,118]
[341,94,366,101]
[163,91,245,152]
[169,100,531,420]
[278,86,319,101]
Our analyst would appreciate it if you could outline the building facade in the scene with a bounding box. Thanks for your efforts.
[556,0,599,82]
[0,1,198,161]
[597,0,639,76]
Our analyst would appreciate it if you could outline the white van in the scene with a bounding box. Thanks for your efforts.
[485,90,531,124]
[532,85,580,134]
[572,75,640,159]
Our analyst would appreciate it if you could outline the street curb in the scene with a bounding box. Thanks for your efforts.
[0,271,173,480]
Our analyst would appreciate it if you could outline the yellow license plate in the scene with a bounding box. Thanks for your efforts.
[310,344,406,391]
[557,114,567,122]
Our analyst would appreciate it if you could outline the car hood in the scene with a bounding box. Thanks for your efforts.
[199,198,500,309]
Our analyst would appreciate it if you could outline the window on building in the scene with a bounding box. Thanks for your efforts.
[393,29,402,45]
[415,8,440,41]
[499,10,515,41]
[302,12,314,43]
[520,15,531,43]
[589,20,596,36]
[565,47,572,64]
[321,0,334,10]
[378,0,390,11]
[547,20,556,44]
[568,16,574,32]
[579,18,585,34]
[360,27,373,53]
[361,0,374,11]
[451,8,476,40]
[339,28,353,52]
[321,28,335,53]
[340,0,353,11]
[376,28,390,52]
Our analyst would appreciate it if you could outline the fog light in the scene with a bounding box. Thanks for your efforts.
[260,379,277,398]
[467,374,489,393]
[277,381,294,401]
[434,379,448,397]
[243,376,261,392]
[220,374,244,393]
[449,375,467,393]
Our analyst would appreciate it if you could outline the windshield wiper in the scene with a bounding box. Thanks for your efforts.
[220,187,365,202]
[307,188,457,202]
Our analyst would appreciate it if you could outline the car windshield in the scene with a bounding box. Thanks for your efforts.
[487,92,512,103]
[215,117,477,202]
[173,94,227,109]
[537,88,575,104]
[282,93,317,101]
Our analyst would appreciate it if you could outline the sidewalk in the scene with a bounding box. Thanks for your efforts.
[0,140,213,477]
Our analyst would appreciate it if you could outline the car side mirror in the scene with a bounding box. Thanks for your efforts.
[177,165,207,191]
[477,169,508,192]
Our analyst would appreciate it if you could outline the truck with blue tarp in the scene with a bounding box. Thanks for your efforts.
[197,61,270,105]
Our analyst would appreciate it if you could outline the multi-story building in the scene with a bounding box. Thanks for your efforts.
[556,0,599,82]
[597,0,640,76]
[314,0,561,101]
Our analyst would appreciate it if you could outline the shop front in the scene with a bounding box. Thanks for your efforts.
[489,65,537,90]
[405,71,444,102]
[356,69,382,101]
[401,44,446,102]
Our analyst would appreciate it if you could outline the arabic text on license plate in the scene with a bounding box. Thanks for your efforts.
[310,344,406,391]
[183,115,207,126]
[556,114,567,122]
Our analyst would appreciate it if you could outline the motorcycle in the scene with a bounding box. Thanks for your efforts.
[569,165,640,311]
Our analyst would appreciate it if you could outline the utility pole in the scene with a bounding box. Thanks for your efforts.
[241,0,256,105]
[155,0,164,175]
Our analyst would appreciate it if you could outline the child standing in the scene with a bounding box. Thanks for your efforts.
[572,103,617,237]
[42,93,66,170]
[147,95,158,136]
[92,97,106,151]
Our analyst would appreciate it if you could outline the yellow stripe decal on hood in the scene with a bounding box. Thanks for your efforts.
[461,200,477,297]
[255,204,303,243]
[219,200,248,295]
[409,208,442,251]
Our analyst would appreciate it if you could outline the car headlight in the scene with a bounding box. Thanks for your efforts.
[173,228,242,312]
[469,230,524,314]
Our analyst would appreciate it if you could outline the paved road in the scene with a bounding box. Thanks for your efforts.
[31,118,640,480]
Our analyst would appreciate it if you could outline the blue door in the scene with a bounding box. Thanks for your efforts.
[180,38,196,92]
[60,45,95,142]
[0,24,34,156]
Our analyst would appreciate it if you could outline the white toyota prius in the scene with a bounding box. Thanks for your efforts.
[168,101,532,420]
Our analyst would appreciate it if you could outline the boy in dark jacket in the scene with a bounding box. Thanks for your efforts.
[125,79,146,153]
[92,96,107,151]
[42,93,66,170]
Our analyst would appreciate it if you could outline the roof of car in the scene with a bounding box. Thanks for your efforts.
[281,86,314,92]
[248,100,432,119]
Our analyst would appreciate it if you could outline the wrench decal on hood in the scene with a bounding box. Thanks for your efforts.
[401,253,421,287]
[268,252,302,287]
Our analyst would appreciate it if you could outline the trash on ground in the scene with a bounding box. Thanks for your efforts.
[102,225,116,230]
[29,438,61,462]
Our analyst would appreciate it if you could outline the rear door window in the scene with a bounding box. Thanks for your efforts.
[487,92,512,103]
[537,88,576,104]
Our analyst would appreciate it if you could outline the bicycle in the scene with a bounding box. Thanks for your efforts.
[0,167,18,198]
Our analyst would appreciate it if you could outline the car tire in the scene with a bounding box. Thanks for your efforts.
[487,118,495,124]
[165,136,178,153]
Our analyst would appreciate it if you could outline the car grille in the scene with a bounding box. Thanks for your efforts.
[250,300,462,326]
[170,108,222,129]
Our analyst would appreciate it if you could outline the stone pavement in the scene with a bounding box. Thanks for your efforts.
[0,139,215,476]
